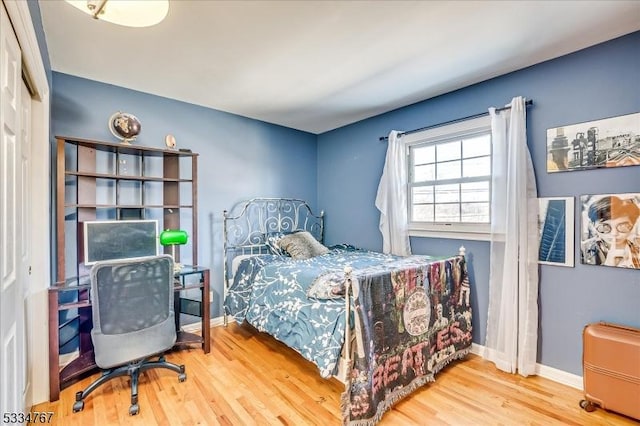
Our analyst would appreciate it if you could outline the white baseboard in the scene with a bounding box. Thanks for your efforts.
[181,315,225,333]
[470,343,583,390]
[535,362,583,390]
[470,342,486,357]
[59,349,80,369]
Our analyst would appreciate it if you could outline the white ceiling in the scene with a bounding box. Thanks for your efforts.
[39,1,640,134]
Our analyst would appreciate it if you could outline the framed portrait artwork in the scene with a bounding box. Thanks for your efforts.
[538,197,574,267]
[580,193,640,269]
[547,112,640,173]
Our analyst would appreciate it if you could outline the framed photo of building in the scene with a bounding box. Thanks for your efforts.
[547,112,640,173]
[538,197,574,267]
[580,193,640,269]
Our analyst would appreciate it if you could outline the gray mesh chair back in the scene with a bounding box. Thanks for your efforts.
[91,254,176,368]
[74,255,186,416]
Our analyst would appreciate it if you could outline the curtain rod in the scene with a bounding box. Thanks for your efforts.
[379,99,533,141]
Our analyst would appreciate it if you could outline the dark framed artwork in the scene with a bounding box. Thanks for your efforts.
[580,193,640,269]
[538,197,574,267]
[547,112,640,173]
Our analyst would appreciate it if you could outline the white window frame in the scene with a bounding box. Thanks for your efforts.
[404,115,492,241]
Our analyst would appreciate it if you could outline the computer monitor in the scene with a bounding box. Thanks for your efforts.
[83,219,159,265]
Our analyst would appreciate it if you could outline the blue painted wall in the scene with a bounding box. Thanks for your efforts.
[318,31,640,375]
[26,0,52,86]
[51,72,318,317]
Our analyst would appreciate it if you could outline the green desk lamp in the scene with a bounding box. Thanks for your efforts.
[159,229,188,272]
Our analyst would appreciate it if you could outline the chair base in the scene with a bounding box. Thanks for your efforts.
[73,355,186,415]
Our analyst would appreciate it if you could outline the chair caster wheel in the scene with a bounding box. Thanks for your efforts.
[179,373,187,382]
[73,401,84,413]
[129,403,140,416]
[580,399,596,412]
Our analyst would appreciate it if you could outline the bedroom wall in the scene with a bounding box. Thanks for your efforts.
[26,0,52,86]
[317,31,640,376]
[51,72,318,317]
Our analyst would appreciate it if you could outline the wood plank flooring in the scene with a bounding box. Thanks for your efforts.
[33,323,638,425]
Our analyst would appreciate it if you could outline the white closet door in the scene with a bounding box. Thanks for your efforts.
[1,1,26,415]
[20,71,32,405]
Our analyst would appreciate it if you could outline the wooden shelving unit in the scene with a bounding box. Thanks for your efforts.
[55,136,199,279]
[48,136,208,401]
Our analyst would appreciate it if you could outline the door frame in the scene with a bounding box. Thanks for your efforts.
[3,0,51,406]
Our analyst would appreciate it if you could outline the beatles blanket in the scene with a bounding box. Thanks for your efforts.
[342,255,473,425]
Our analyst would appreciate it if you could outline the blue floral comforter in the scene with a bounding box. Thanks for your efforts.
[223,246,399,377]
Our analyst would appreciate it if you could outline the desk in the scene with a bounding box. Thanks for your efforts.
[47,266,210,402]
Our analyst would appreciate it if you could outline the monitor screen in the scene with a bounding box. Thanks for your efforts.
[83,219,159,265]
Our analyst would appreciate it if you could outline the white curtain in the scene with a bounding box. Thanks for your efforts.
[375,130,412,256]
[485,96,539,376]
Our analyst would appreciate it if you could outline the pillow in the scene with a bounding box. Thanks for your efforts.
[264,231,289,256]
[277,231,329,260]
[307,270,346,299]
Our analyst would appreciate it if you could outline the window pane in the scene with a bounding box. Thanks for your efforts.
[414,164,435,182]
[412,204,434,222]
[435,204,460,222]
[437,160,461,180]
[461,202,490,223]
[413,145,435,165]
[462,134,491,158]
[412,186,434,203]
[461,181,489,202]
[435,183,459,203]
[406,118,492,230]
[436,140,460,162]
[462,156,490,178]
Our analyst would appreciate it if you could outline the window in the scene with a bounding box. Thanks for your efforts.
[405,115,492,240]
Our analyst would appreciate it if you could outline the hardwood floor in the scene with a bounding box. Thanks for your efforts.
[34,323,637,425]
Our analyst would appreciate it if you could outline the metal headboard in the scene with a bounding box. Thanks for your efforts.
[222,198,324,322]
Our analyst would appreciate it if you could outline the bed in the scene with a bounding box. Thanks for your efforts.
[223,198,473,425]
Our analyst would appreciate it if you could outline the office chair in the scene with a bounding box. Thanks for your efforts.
[73,255,186,416]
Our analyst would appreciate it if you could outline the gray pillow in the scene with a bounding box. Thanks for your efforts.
[277,231,329,259]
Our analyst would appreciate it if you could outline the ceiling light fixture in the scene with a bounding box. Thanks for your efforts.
[64,0,169,28]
